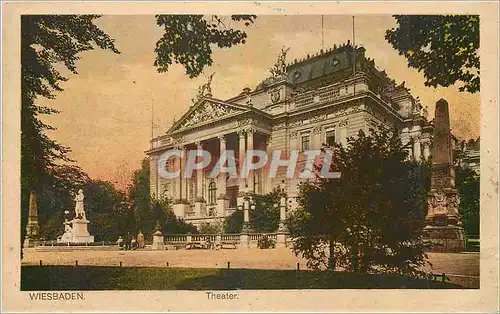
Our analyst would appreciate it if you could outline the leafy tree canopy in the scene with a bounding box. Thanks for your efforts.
[155,15,256,77]
[386,15,479,93]
[287,128,430,276]
[455,167,480,236]
[21,14,255,249]
[223,189,284,233]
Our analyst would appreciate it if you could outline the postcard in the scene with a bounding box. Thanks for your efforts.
[2,1,499,312]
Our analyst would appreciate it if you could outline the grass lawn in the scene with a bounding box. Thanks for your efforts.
[21,266,463,290]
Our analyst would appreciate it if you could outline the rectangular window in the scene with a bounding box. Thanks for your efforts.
[301,135,310,151]
[326,130,336,147]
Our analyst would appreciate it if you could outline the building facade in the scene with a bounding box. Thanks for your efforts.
[455,138,480,176]
[146,43,433,227]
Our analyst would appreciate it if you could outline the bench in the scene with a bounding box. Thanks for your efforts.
[214,241,238,250]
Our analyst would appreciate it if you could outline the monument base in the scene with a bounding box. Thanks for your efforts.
[423,225,466,252]
[69,218,94,243]
[276,233,288,248]
[173,201,191,218]
[152,235,165,250]
[23,238,40,248]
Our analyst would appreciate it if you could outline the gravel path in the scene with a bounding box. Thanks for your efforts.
[23,247,479,275]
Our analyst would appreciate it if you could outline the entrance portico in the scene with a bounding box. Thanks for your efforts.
[146,97,272,225]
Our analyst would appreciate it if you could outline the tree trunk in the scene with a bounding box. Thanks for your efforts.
[328,236,336,271]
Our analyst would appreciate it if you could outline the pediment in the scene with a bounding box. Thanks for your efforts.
[168,98,249,133]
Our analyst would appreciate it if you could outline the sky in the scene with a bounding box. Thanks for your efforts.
[40,15,480,187]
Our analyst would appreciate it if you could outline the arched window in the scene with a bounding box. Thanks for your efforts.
[208,181,217,204]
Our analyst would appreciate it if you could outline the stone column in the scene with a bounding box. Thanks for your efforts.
[265,137,273,194]
[194,142,206,217]
[173,145,189,218]
[423,99,465,252]
[217,135,228,216]
[276,194,288,248]
[413,137,422,161]
[182,146,189,202]
[237,130,246,209]
[240,196,250,248]
[195,142,204,199]
[175,146,183,201]
[247,128,255,193]
[423,142,431,160]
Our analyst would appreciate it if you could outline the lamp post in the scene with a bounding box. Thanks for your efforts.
[276,193,288,247]
[242,197,251,233]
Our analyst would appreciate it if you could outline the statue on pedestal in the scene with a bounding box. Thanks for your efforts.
[58,189,94,243]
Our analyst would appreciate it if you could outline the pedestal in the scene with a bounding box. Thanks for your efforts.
[152,234,165,250]
[216,195,229,217]
[276,233,287,248]
[70,218,94,243]
[173,201,191,218]
[239,233,249,248]
[424,188,465,252]
[23,238,39,248]
[276,221,288,248]
[194,198,206,217]
[423,225,465,252]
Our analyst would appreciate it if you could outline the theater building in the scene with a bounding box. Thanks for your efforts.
[146,43,432,227]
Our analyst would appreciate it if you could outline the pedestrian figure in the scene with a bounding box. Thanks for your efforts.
[137,231,145,249]
[117,236,124,249]
[124,232,131,250]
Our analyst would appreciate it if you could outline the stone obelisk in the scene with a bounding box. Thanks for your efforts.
[423,99,465,252]
[24,191,40,248]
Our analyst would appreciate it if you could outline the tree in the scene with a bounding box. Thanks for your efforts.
[151,198,198,235]
[224,210,243,234]
[154,15,256,78]
[456,167,480,236]
[36,165,90,240]
[386,15,479,93]
[199,222,223,234]
[223,189,283,234]
[127,159,197,236]
[250,189,283,232]
[287,128,429,276]
[34,165,129,242]
[128,158,152,234]
[21,14,256,250]
[21,15,120,250]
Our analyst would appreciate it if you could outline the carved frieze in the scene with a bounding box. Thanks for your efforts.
[428,189,461,217]
[237,118,252,127]
[273,122,286,131]
[428,191,448,216]
[329,106,363,120]
[176,101,245,131]
[172,135,185,146]
[311,114,327,123]
[338,119,349,127]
